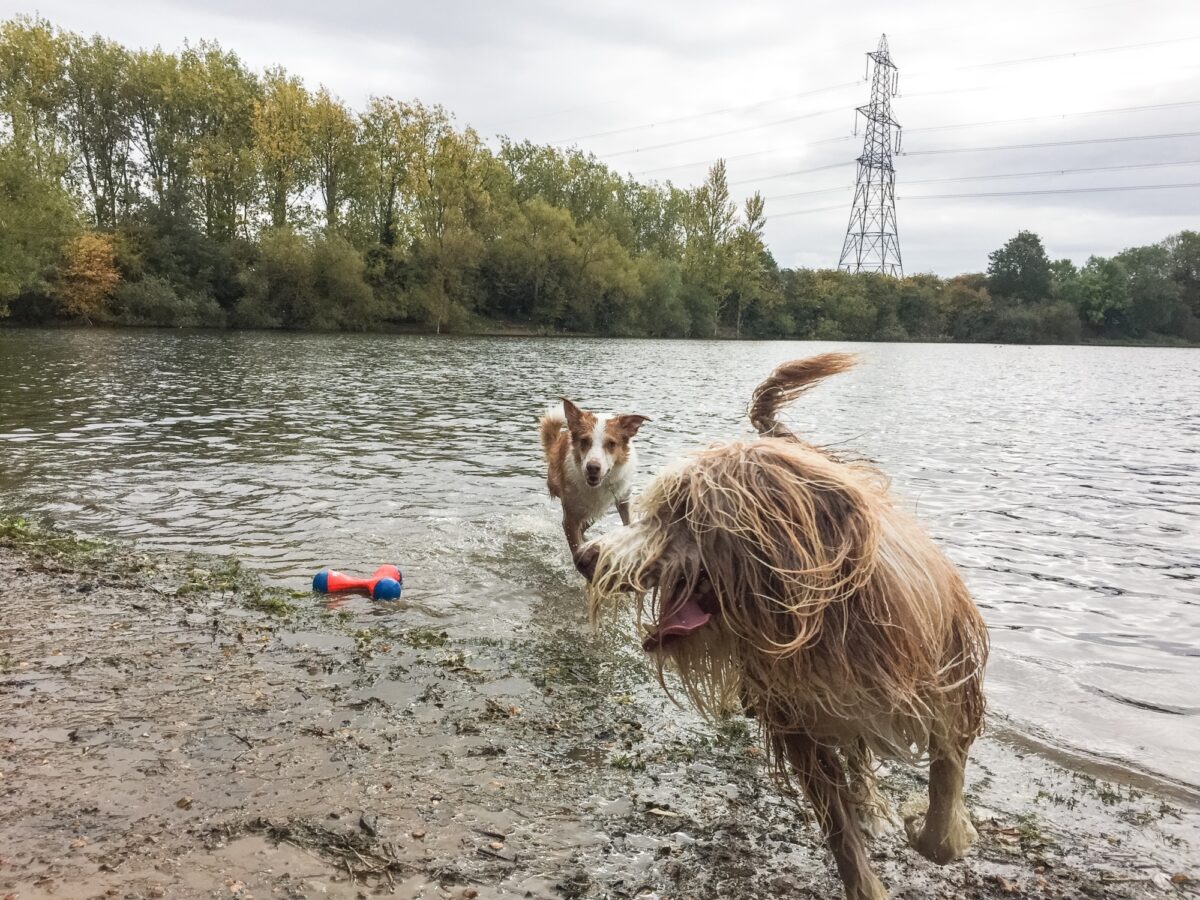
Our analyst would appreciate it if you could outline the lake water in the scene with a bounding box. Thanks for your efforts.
[1,329,1197,794]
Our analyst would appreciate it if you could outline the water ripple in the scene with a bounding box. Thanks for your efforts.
[1,330,1197,789]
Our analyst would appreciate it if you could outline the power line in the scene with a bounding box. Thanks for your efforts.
[905,180,1200,200]
[551,85,1003,149]
[596,105,846,158]
[603,93,1199,170]
[907,34,1200,77]
[765,185,854,202]
[633,96,1200,178]
[488,29,1200,141]
[634,141,856,178]
[906,98,1200,135]
[904,157,1200,186]
[550,81,862,145]
[767,180,1200,217]
[771,203,851,219]
[763,159,1200,203]
[657,110,1200,188]
[902,130,1200,156]
[633,147,782,177]
[728,159,855,186]
[591,41,1200,181]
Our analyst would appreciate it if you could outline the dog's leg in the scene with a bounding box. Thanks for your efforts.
[906,736,977,864]
[616,497,631,526]
[563,516,584,558]
[846,741,899,839]
[784,734,889,900]
[564,514,594,575]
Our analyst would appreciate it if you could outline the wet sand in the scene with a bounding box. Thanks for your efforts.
[1,523,1197,899]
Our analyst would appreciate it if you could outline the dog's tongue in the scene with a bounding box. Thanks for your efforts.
[642,595,712,652]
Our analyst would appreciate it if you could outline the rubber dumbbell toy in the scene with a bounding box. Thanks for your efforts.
[312,564,403,600]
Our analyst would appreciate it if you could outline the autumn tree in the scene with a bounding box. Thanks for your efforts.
[404,105,499,331]
[126,47,197,214]
[252,67,311,228]
[0,18,70,168]
[63,33,132,227]
[190,43,258,239]
[309,87,359,230]
[54,231,120,321]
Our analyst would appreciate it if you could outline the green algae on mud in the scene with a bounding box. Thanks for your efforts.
[1,515,297,617]
[1,526,1197,899]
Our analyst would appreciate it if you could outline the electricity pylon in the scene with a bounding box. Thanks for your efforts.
[838,34,903,277]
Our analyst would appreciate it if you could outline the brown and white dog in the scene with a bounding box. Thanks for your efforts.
[539,399,649,560]
[576,354,989,900]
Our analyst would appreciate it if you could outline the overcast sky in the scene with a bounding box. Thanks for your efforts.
[11,0,1200,274]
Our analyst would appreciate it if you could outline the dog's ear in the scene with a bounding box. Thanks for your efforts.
[561,397,586,432]
[614,414,650,438]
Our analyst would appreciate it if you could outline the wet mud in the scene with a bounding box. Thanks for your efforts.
[1,521,1197,899]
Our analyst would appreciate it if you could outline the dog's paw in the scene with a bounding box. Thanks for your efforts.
[846,875,891,900]
[904,811,977,865]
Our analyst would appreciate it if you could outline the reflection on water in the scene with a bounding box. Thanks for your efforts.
[1,329,1197,789]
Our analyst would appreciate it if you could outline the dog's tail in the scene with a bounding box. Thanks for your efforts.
[539,403,567,458]
[748,352,857,440]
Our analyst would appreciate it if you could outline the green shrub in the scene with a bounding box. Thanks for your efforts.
[113,275,225,327]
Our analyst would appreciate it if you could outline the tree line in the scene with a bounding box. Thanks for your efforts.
[2,17,1197,344]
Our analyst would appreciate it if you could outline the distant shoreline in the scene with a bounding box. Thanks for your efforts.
[4,320,1197,349]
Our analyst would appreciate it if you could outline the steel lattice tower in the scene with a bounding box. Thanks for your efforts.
[838,34,903,277]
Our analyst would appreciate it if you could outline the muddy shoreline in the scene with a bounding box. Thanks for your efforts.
[1,520,1196,899]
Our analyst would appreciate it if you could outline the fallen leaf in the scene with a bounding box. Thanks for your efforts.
[175,796,193,810]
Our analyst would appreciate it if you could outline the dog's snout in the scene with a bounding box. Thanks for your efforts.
[575,543,599,581]
[585,460,601,476]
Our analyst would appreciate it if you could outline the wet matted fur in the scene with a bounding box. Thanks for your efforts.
[581,353,989,900]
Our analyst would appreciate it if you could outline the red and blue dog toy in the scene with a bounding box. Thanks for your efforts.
[312,564,403,600]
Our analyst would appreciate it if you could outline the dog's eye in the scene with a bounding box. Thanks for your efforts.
[604,440,616,451]
[580,438,592,450]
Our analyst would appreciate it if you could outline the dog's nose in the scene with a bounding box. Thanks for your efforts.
[575,543,599,581]
[585,460,601,477]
